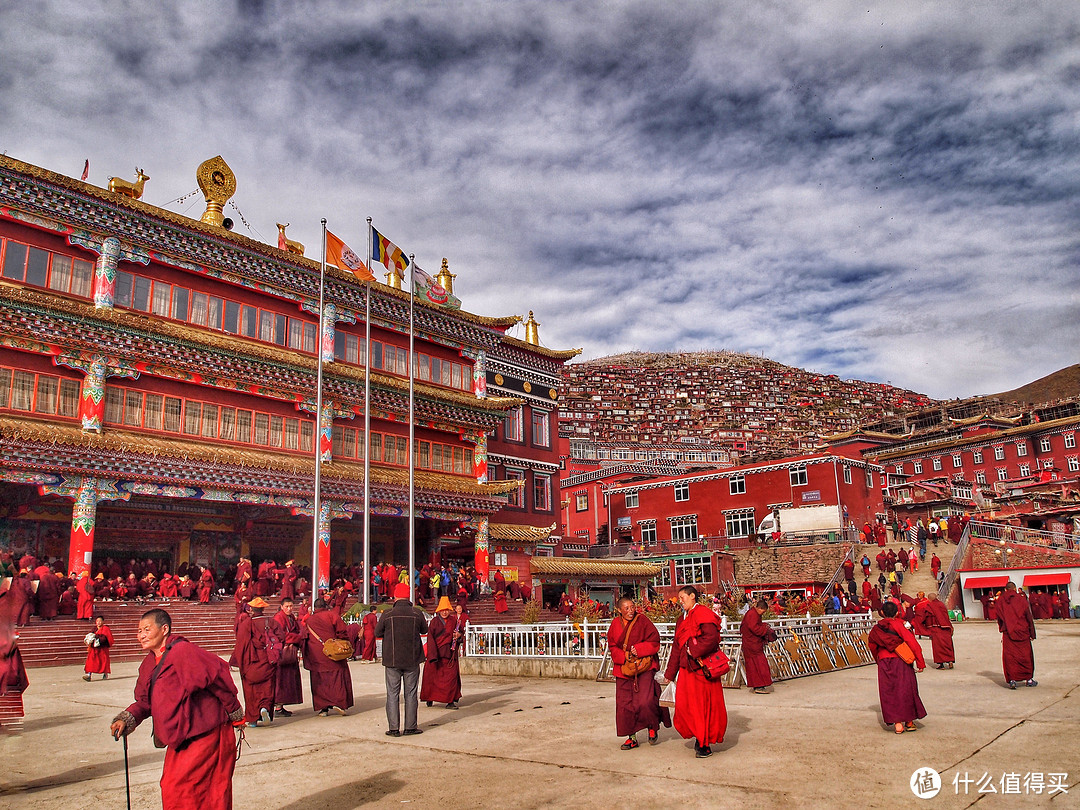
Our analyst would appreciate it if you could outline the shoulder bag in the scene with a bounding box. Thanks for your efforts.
[308,626,353,662]
[618,616,654,677]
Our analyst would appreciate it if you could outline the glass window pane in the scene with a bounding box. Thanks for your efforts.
[114,272,133,308]
[183,401,202,434]
[34,376,58,414]
[241,305,257,338]
[206,296,223,329]
[144,394,163,430]
[254,413,269,445]
[259,310,275,342]
[124,390,143,426]
[219,407,235,440]
[283,418,299,450]
[163,397,183,432]
[58,378,80,417]
[370,433,383,463]
[288,319,303,350]
[151,283,171,316]
[303,322,317,354]
[236,410,252,443]
[49,255,73,292]
[301,422,315,454]
[25,248,48,287]
[171,287,190,320]
[0,368,11,408]
[71,259,93,297]
[223,300,240,334]
[371,342,383,369]
[2,242,28,280]
[131,276,152,311]
[189,292,208,326]
[274,314,287,345]
[269,415,283,447]
[104,387,123,422]
[201,404,218,438]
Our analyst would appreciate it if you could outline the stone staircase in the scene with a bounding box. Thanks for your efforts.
[850,540,957,598]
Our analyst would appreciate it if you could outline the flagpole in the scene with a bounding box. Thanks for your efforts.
[408,254,416,604]
[311,219,328,610]
[363,218,373,607]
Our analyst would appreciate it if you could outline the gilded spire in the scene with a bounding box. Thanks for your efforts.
[195,156,237,228]
[385,269,403,290]
[437,258,456,295]
[524,310,540,346]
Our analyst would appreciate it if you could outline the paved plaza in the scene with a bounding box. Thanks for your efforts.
[2,620,1078,809]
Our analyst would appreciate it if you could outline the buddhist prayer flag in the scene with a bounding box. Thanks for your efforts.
[80,160,89,181]
[371,227,410,279]
[412,264,461,310]
[326,229,374,281]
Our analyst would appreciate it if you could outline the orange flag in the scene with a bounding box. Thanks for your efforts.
[326,229,374,281]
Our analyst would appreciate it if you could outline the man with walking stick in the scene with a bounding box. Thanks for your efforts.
[109,608,244,810]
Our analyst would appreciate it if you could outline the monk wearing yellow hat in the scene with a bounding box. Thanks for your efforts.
[420,596,462,709]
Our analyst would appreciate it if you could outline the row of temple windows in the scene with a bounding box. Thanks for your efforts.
[0,237,473,393]
[333,333,473,392]
[502,406,551,448]
[331,425,470,475]
[489,464,552,511]
[0,368,81,417]
[893,437,1076,475]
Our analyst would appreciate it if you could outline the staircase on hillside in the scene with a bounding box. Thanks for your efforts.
[848,539,960,599]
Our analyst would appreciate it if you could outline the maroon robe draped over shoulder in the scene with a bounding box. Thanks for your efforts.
[739,607,774,688]
[85,625,113,674]
[33,567,61,619]
[607,612,668,737]
[924,600,955,664]
[75,576,94,620]
[272,610,304,706]
[123,636,241,810]
[303,609,354,712]
[867,618,927,726]
[663,605,726,746]
[996,590,1036,682]
[233,613,275,722]
[419,614,462,705]
[361,612,378,660]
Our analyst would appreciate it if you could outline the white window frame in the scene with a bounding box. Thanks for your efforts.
[624,491,638,508]
[789,466,808,486]
[1039,438,1052,453]
[729,474,745,495]
[669,515,698,541]
[673,481,690,502]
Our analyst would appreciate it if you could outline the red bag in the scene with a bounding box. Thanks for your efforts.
[695,648,731,681]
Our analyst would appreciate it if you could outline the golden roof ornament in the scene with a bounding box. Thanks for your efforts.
[524,310,540,346]
[275,223,304,256]
[108,167,150,199]
[385,268,403,290]
[195,156,237,227]
[437,258,456,295]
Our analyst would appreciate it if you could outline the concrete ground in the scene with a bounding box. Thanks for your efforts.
[2,621,1077,810]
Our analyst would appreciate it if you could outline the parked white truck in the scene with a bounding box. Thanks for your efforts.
[755,504,848,543]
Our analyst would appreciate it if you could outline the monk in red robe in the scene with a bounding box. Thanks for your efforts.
[280,560,298,600]
[272,598,304,716]
[923,594,955,667]
[303,598,353,715]
[0,587,30,723]
[740,598,776,693]
[233,597,276,726]
[868,601,927,734]
[911,594,930,637]
[198,568,215,603]
[996,582,1037,688]
[607,597,668,748]
[361,607,378,661]
[75,571,95,620]
[110,609,242,810]
[660,586,726,758]
[83,615,113,681]
[159,573,178,598]
[33,564,61,620]
[420,597,462,709]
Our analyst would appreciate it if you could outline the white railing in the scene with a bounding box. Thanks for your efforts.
[466,621,611,659]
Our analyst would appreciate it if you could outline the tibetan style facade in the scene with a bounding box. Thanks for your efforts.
[0,155,573,588]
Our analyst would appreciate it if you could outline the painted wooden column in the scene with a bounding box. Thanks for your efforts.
[92,236,121,309]
[474,516,490,581]
[69,477,99,577]
[318,401,334,463]
[318,498,332,591]
[472,350,487,398]
[79,355,108,432]
[321,303,336,364]
[473,433,488,484]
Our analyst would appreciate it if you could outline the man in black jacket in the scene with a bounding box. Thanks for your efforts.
[375,582,428,736]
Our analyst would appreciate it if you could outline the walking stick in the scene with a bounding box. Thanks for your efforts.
[123,733,131,810]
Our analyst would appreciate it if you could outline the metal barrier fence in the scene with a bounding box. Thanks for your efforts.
[465,612,877,687]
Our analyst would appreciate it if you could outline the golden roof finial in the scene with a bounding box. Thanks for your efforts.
[437,258,456,295]
[195,156,237,227]
[524,310,540,346]
[385,269,403,290]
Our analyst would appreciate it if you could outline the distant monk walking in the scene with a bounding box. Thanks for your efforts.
[420,597,462,710]
[83,615,113,681]
[740,598,776,694]
[923,594,955,669]
[996,582,1037,689]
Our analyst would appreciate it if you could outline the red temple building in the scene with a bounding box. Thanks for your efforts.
[0,154,573,588]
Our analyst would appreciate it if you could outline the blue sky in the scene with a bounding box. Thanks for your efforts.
[2,1,1078,399]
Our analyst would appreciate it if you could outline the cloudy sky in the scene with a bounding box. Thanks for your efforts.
[2,1,1078,399]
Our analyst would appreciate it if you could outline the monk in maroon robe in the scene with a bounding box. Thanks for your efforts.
[83,616,113,680]
[868,602,927,734]
[280,560,298,600]
[420,597,462,708]
[10,571,34,626]
[996,582,1037,688]
[303,599,353,715]
[608,597,668,748]
[272,598,304,716]
[233,597,276,725]
[911,595,930,637]
[923,595,955,667]
[0,588,30,720]
[33,565,60,620]
[198,568,215,603]
[361,607,378,661]
[74,571,94,620]
[111,609,243,810]
[159,573,178,598]
[740,598,775,693]
[661,586,726,758]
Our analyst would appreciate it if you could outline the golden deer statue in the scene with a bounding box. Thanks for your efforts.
[108,167,150,199]
[275,223,305,256]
